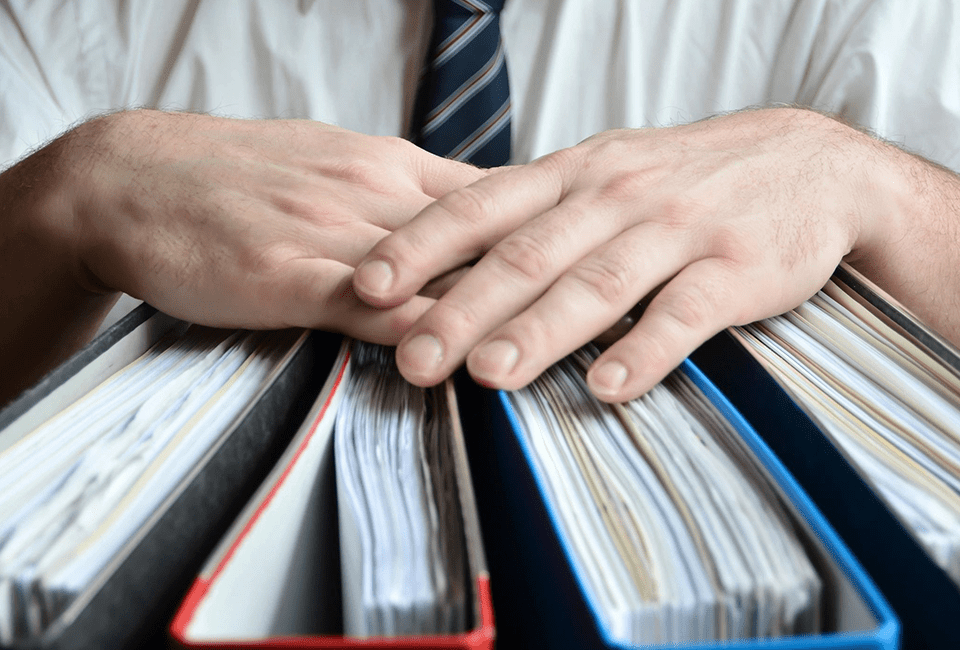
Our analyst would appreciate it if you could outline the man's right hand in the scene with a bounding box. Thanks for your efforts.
[0,109,484,402]
[72,110,489,338]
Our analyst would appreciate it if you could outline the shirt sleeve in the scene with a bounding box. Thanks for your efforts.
[1,2,94,166]
[798,0,960,172]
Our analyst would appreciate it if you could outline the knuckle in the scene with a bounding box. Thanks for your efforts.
[566,255,632,306]
[489,232,556,283]
[438,185,494,221]
[597,168,653,204]
[706,226,752,266]
[529,146,583,192]
[268,189,325,223]
[656,193,705,229]
[659,282,720,333]
[428,298,483,340]
[317,156,382,189]
[585,132,631,160]
[536,146,580,175]
[510,316,553,357]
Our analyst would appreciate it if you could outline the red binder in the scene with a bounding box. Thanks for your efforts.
[169,344,495,649]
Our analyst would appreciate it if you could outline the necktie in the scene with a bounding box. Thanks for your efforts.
[411,0,511,167]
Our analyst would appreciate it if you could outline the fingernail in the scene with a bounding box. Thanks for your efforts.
[355,259,394,297]
[400,334,443,376]
[590,361,628,396]
[471,340,519,381]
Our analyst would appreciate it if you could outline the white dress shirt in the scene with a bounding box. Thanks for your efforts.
[1,0,959,171]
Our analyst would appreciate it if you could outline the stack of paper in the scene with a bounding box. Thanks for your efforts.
[737,278,960,585]
[334,342,467,638]
[505,346,821,646]
[0,326,301,645]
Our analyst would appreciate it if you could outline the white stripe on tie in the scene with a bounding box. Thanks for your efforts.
[422,40,506,137]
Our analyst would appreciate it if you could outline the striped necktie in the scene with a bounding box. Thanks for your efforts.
[411,0,511,167]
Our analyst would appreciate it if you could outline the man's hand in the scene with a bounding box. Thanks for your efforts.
[72,110,488,336]
[353,108,953,402]
[0,109,485,402]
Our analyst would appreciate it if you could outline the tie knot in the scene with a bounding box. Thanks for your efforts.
[434,0,505,17]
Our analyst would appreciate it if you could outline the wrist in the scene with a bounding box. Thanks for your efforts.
[844,134,914,267]
[0,124,123,401]
[42,113,133,296]
[1,135,85,290]
[842,126,960,336]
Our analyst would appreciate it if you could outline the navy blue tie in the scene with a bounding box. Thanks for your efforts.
[411,0,511,167]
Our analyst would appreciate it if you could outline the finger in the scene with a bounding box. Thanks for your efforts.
[413,148,493,199]
[292,175,437,233]
[295,221,391,268]
[418,265,472,299]
[459,223,687,390]
[391,196,629,385]
[585,258,743,403]
[270,136,474,232]
[256,257,435,343]
[352,160,566,308]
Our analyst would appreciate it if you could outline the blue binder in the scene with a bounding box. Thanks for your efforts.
[458,360,900,650]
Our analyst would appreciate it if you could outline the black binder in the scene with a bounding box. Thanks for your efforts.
[691,265,960,650]
[0,305,337,650]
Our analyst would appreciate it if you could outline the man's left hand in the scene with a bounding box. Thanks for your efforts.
[352,108,910,402]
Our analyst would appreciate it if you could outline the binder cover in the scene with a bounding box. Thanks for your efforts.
[0,305,335,650]
[169,344,495,650]
[457,362,899,650]
[691,268,960,650]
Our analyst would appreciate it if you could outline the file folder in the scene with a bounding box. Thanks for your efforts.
[169,343,495,649]
[691,277,960,650]
[456,363,900,649]
[0,305,335,650]
[0,267,916,649]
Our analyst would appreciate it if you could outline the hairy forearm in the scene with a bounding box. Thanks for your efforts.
[844,132,960,345]
[0,123,119,405]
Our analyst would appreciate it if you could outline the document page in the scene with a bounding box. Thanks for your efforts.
[737,279,960,586]
[334,342,467,638]
[0,327,303,645]
[505,346,821,646]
